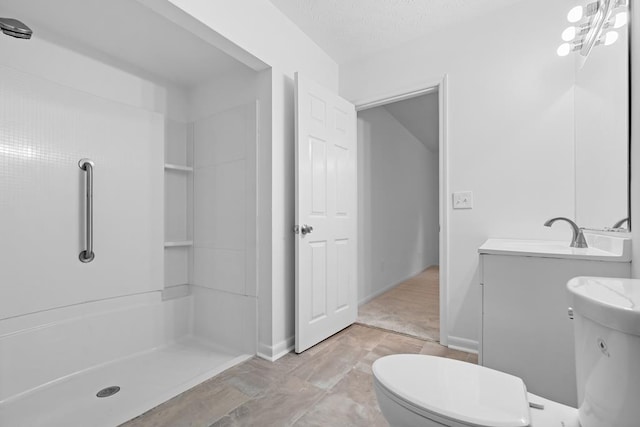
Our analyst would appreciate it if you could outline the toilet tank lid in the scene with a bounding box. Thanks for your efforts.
[373,354,530,427]
[567,277,640,336]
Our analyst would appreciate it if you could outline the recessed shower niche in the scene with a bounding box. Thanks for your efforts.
[0,1,268,425]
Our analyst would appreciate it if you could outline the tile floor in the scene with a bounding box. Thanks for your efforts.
[121,324,476,427]
[357,266,440,341]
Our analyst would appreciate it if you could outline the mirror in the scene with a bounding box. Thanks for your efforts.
[574,2,630,231]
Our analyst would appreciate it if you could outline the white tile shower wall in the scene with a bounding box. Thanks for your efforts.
[0,32,170,115]
[164,118,190,244]
[191,286,257,355]
[194,112,247,166]
[164,119,192,288]
[194,162,246,251]
[193,103,257,297]
[0,64,164,320]
[165,172,190,242]
[194,248,246,295]
[188,66,261,122]
[165,248,190,288]
[165,119,189,166]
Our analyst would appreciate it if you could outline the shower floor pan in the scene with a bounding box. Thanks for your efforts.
[0,336,251,427]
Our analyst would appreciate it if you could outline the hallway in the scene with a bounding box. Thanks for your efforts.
[357,266,439,341]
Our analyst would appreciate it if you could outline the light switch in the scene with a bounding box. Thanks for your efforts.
[453,191,473,209]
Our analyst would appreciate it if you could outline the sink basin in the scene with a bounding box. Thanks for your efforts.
[478,233,631,262]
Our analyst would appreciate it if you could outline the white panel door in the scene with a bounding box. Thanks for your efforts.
[295,73,357,353]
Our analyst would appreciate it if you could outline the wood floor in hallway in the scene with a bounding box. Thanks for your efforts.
[357,266,439,342]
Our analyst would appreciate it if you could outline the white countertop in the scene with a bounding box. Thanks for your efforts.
[478,234,631,262]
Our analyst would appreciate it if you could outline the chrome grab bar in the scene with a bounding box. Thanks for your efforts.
[78,159,95,263]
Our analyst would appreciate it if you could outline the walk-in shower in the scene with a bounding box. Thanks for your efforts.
[0,2,263,425]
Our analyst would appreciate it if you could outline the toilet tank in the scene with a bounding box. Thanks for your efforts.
[567,277,640,427]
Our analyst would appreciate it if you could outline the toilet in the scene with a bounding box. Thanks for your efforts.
[372,276,640,427]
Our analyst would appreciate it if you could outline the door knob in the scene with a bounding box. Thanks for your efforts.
[301,224,314,235]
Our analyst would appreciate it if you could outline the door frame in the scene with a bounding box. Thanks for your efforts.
[354,74,450,346]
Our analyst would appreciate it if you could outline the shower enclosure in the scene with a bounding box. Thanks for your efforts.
[0,1,268,425]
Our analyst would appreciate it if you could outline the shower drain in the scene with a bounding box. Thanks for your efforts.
[96,386,121,398]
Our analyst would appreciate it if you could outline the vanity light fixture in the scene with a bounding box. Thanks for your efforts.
[557,0,628,57]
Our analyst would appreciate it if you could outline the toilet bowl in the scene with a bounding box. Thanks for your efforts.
[372,276,640,427]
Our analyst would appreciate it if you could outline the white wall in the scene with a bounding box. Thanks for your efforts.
[256,69,274,357]
[358,107,439,303]
[342,0,576,347]
[266,70,299,358]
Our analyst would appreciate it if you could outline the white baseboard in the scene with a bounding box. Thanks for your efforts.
[257,336,295,362]
[447,335,478,354]
[358,265,437,306]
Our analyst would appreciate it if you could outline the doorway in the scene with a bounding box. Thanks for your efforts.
[355,80,447,344]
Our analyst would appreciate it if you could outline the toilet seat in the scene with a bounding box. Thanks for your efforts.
[372,354,531,427]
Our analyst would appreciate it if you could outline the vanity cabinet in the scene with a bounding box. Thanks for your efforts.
[479,241,631,407]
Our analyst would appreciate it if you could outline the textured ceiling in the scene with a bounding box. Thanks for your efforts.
[268,0,525,63]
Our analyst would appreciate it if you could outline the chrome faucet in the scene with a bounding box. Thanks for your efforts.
[611,217,629,229]
[544,217,588,248]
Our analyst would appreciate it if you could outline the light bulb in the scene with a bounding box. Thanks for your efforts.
[557,43,571,56]
[614,11,628,28]
[604,31,619,45]
[567,5,583,23]
[562,26,577,41]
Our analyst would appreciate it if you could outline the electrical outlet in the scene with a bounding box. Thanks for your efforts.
[453,191,473,209]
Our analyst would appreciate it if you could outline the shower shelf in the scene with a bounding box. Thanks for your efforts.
[164,163,193,172]
[164,240,193,248]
